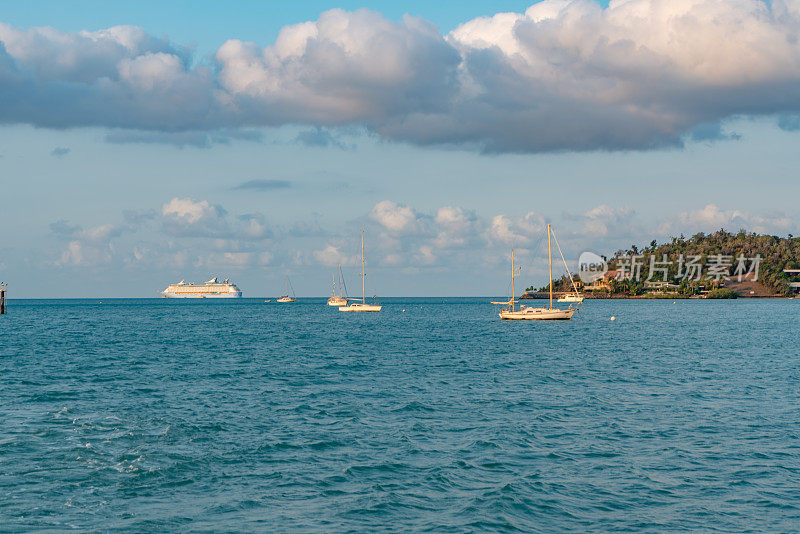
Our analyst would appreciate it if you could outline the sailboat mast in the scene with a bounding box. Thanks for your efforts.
[511,249,515,312]
[361,231,366,303]
[548,224,553,309]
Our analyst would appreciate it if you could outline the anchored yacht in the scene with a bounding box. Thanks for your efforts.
[277,276,296,303]
[327,265,349,307]
[494,224,577,321]
[339,232,381,312]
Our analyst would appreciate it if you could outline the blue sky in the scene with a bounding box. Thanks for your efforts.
[0,0,798,297]
[1,1,589,53]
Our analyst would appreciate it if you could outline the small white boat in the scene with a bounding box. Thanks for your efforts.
[327,265,349,307]
[339,232,382,312]
[495,224,577,321]
[557,293,584,303]
[327,296,348,306]
[277,276,296,303]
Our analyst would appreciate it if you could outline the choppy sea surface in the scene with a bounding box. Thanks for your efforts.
[2,298,800,532]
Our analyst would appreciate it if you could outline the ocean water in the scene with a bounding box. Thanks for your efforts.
[2,298,799,532]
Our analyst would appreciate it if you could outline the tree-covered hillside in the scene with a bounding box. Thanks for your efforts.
[527,230,800,297]
[608,230,800,295]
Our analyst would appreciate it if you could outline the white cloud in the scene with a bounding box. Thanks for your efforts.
[161,198,214,223]
[0,23,216,131]
[161,197,230,237]
[186,250,275,270]
[660,204,795,235]
[51,221,127,266]
[50,198,282,268]
[416,245,437,265]
[582,205,635,237]
[159,199,273,241]
[45,197,798,277]
[369,200,423,234]
[382,252,404,266]
[433,206,482,247]
[313,244,358,266]
[0,24,176,82]
[59,241,86,266]
[221,252,252,266]
[117,52,188,91]
[239,214,272,240]
[4,2,800,151]
[82,224,122,243]
[488,212,546,244]
[215,9,458,124]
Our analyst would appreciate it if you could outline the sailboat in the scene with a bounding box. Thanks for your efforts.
[557,274,585,303]
[327,264,348,307]
[339,232,382,312]
[495,224,577,320]
[277,276,296,303]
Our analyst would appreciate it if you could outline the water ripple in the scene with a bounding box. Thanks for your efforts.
[1,298,799,531]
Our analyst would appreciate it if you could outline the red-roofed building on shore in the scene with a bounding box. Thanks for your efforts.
[584,270,619,292]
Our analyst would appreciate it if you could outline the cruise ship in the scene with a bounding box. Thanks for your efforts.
[161,277,242,298]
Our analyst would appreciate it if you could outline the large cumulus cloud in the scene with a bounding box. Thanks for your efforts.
[0,23,218,130]
[4,1,800,152]
[436,0,800,151]
[215,9,460,125]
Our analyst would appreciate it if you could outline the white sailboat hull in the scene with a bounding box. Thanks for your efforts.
[277,297,295,303]
[327,296,348,306]
[339,303,382,312]
[557,294,584,303]
[499,306,576,320]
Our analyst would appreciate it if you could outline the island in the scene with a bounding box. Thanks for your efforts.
[521,230,800,299]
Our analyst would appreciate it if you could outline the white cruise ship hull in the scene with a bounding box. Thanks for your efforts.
[162,291,241,298]
[161,277,243,298]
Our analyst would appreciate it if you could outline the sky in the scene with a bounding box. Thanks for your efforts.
[0,0,799,297]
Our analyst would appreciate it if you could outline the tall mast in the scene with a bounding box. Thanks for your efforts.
[332,272,335,296]
[361,231,366,303]
[511,248,515,312]
[548,224,553,309]
[337,264,342,297]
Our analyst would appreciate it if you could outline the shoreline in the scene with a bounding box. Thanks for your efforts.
[2,295,794,301]
[520,292,788,300]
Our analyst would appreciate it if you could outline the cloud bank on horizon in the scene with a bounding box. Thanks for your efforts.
[48,197,793,274]
[3,0,800,153]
